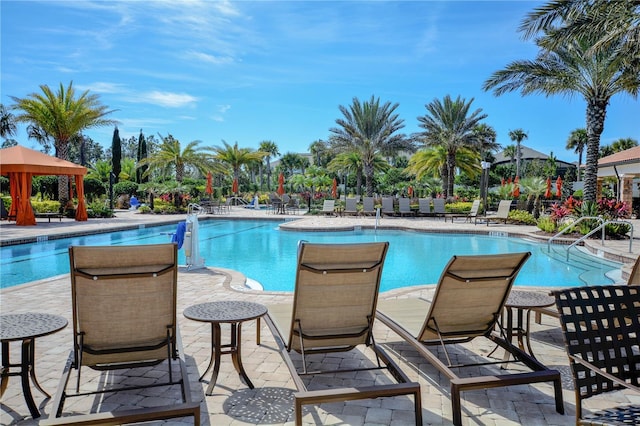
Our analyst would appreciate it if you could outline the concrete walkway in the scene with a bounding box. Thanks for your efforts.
[1,207,638,425]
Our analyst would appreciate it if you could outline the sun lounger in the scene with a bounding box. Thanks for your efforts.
[446,199,480,224]
[376,252,564,425]
[48,244,195,423]
[321,199,336,216]
[486,200,512,225]
[381,197,395,216]
[361,197,376,216]
[432,198,446,218]
[343,197,359,216]
[417,198,432,216]
[261,241,422,425]
[397,198,414,217]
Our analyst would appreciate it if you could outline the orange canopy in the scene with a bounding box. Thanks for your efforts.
[0,145,88,226]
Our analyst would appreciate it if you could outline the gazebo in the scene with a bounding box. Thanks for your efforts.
[0,145,88,226]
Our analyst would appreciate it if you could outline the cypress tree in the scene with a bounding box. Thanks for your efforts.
[137,129,148,183]
[111,126,121,183]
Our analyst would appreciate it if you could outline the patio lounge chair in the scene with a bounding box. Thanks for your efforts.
[261,242,422,425]
[417,198,432,216]
[376,252,564,426]
[343,197,359,216]
[486,200,512,225]
[432,198,446,218]
[551,285,639,425]
[398,198,414,217]
[361,196,376,216]
[321,199,336,216]
[446,199,481,224]
[48,244,197,424]
[381,197,395,216]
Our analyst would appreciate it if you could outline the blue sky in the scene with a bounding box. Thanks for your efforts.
[2,0,638,163]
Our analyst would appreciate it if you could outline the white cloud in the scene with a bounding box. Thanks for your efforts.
[217,105,231,113]
[78,82,128,94]
[185,50,234,65]
[138,91,198,108]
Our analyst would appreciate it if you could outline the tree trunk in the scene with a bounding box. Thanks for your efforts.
[446,151,456,198]
[356,170,362,196]
[516,142,521,178]
[583,100,607,202]
[364,161,374,196]
[57,141,70,204]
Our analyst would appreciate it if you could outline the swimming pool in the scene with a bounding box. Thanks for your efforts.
[0,219,621,291]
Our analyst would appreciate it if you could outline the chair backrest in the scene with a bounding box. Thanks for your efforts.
[322,199,335,212]
[382,197,394,213]
[418,198,431,214]
[287,241,389,353]
[496,200,512,218]
[552,285,640,417]
[628,256,640,286]
[432,198,446,214]
[362,197,375,213]
[68,244,178,367]
[418,252,531,342]
[399,198,411,213]
[345,197,358,212]
[469,200,481,216]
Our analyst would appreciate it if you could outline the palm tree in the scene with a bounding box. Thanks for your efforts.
[483,32,639,202]
[329,95,410,196]
[10,82,116,202]
[308,139,330,167]
[473,123,500,158]
[138,134,221,183]
[259,140,279,190]
[508,129,528,178]
[611,137,638,153]
[519,0,639,64]
[327,152,363,196]
[211,140,265,192]
[406,146,480,183]
[503,145,517,166]
[520,176,547,218]
[0,103,17,141]
[416,95,487,197]
[566,128,587,180]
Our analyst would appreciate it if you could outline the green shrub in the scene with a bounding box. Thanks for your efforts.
[153,204,179,214]
[113,180,139,197]
[508,209,536,225]
[445,201,472,214]
[604,222,631,239]
[138,205,152,214]
[83,177,106,201]
[536,216,556,233]
[87,202,114,218]
[31,200,61,213]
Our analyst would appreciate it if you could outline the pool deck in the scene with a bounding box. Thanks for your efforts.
[1,208,639,425]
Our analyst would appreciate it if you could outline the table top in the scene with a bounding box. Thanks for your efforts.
[506,289,555,309]
[1,312,68,342]
[184,301,267,324]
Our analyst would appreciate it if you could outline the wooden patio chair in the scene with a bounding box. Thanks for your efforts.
[261,241,422,425]
[48,244,197,424]
[551,285,639,425]
[376,252,564,425]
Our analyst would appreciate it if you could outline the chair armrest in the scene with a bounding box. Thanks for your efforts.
[569,353,640,393]
[40,402,201,425]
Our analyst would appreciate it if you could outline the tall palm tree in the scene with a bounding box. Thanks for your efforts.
[329,95,410,196]
[259,140,279,190]
[211,140,265,192]
[566,128,587,180]
[416,95,487,197]
[473,123,500,159]
[10,81,116,202]
[308,139,330,167]
[138,134,221,182]
[483,32,639,202]
[327,152,363,196]
[508,129,528,178]
[503,145,517,166]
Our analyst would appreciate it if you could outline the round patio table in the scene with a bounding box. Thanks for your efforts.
[183,301,267,395]
[1,312,68,418]
[503,290,555,359]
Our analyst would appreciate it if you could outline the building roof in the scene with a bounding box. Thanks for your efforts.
[493,145,573,166]
[598,145,640,166]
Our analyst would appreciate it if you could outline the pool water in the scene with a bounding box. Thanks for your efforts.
[0,219,620,291]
